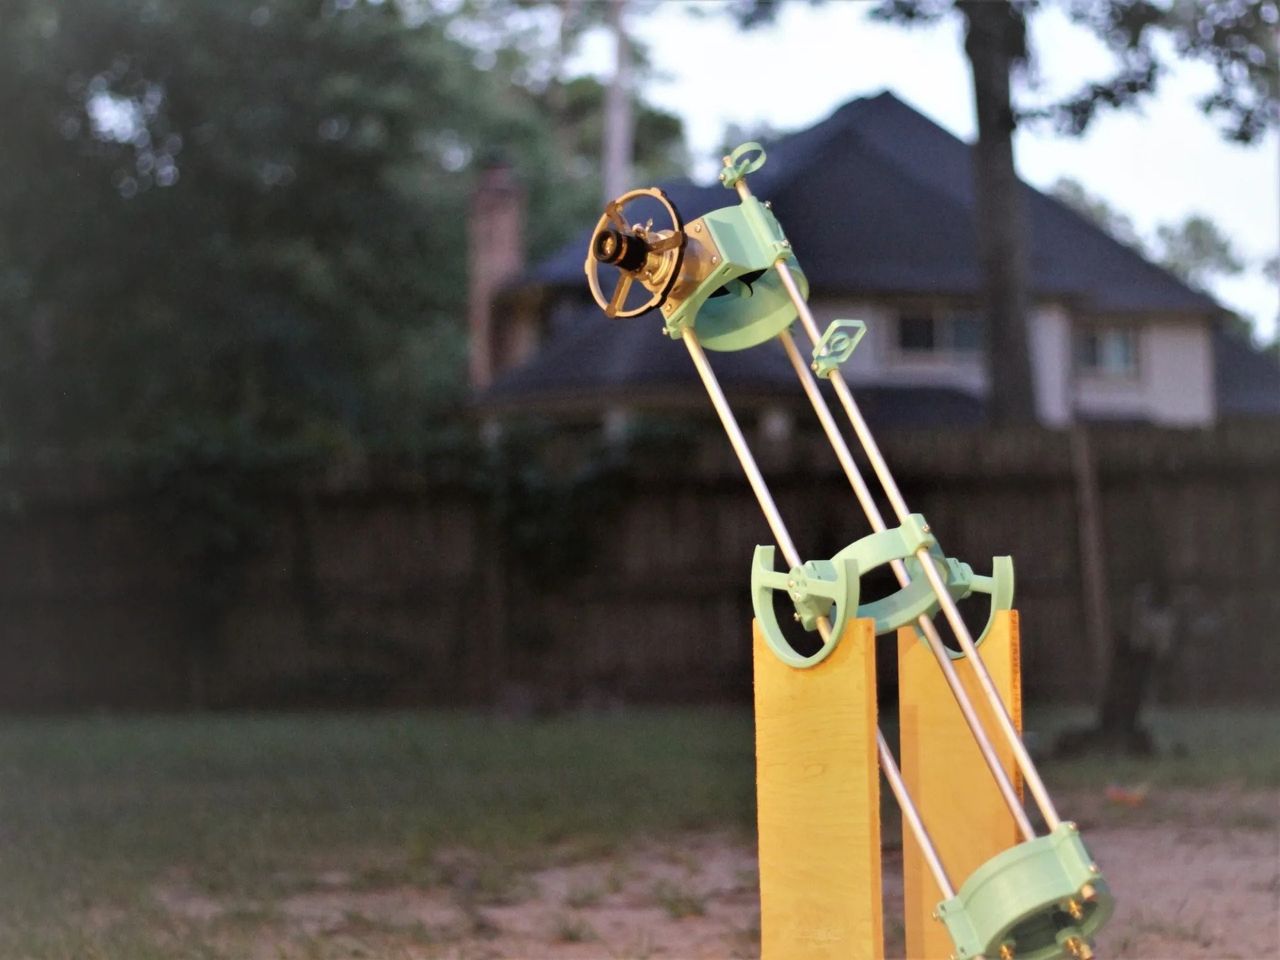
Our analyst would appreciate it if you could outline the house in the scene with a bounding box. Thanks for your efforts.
[468,91,1280,429]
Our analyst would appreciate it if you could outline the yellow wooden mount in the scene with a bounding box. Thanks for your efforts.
[753,617,883,959]
[898,609,1023,960]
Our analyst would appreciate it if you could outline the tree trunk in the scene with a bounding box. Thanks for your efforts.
[960,1,1037,425]
[602,0,633,204]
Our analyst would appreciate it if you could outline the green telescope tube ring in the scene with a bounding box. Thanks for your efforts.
[938,822,1114,960]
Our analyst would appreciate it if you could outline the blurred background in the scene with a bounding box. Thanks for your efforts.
[0,1,1277,958]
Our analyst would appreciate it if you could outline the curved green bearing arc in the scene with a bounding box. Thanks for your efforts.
[751,547,860,669]
[937,822,1115,960]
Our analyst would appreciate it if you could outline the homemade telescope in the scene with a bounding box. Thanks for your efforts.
[585,143,1113,960]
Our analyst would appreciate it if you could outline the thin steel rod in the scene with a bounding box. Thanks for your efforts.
[779,331,1036,841]
[773,259,1062,832]
[681,328,955,898]
[681,330,798,565]
[877,727,955,899]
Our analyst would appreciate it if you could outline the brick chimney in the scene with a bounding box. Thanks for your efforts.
[467,161,525,390]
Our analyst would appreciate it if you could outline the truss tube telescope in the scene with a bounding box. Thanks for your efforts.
[584,142,1113,960]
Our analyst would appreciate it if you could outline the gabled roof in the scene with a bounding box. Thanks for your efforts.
[524,90,1220,315]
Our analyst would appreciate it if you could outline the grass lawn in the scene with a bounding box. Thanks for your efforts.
[0,706,1275,958]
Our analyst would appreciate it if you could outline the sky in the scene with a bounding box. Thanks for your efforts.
[570,0,1279,342]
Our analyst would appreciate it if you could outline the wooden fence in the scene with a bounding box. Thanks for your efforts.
[0,423,1277,710]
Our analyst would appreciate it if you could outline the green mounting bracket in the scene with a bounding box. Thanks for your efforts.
[938,822,1115,960]
[661,143,808,352]
[751,514,933,669]
[811,319,867,379]
[719,141,767,190]
[752,516,1016,668]
[751,547,860,669]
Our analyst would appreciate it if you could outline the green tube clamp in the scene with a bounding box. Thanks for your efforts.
[661,143,807,352]
[937,822,1114,960]
[664,198,806,351]
[811,319,866,379]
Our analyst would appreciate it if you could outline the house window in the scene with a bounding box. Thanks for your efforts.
[1074,326,1139,378]
[897,309,983,355]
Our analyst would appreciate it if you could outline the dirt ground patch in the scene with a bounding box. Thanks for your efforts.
[149,787,1279,959]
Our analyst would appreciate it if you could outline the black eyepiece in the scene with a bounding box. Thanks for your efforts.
[592,228,649,272]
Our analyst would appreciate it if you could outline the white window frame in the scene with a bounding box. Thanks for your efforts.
[1073,324,1140,380]
[894,306,984,358]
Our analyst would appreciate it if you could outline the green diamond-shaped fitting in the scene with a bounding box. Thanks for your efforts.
[811,319,867,378]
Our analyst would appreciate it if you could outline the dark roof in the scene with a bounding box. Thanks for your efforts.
[483,300,983,427]
[1215,325,1280,417]
[524,91,1219,315]
[483,299,984,428]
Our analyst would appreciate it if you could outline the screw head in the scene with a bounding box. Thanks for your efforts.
[692,223,702,233]
[710,256,719,264]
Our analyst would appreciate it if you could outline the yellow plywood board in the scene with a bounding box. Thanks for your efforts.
[898,609,1023,960]
[753,617,883,960]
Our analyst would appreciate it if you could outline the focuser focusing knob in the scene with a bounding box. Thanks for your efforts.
[592,228,649,272]
[584,186,686,319]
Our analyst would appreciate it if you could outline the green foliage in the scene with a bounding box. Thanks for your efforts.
[0,0,687,631]
[0,0,505,456]
[1044,0,1280,142]
[866,1,1280,142]
[0,0,687,453]
[1153,214,1246,287]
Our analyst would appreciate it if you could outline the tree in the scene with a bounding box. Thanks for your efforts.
[1153,215,1246,288]
[956,0,1037,424]
[731,0,1278,751]
[0,0,522,457]
[0,0,614,704]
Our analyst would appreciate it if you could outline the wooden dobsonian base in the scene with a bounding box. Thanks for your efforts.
[752,617,883,960]
[898,609,1023,960]
[751,612,1023,960]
